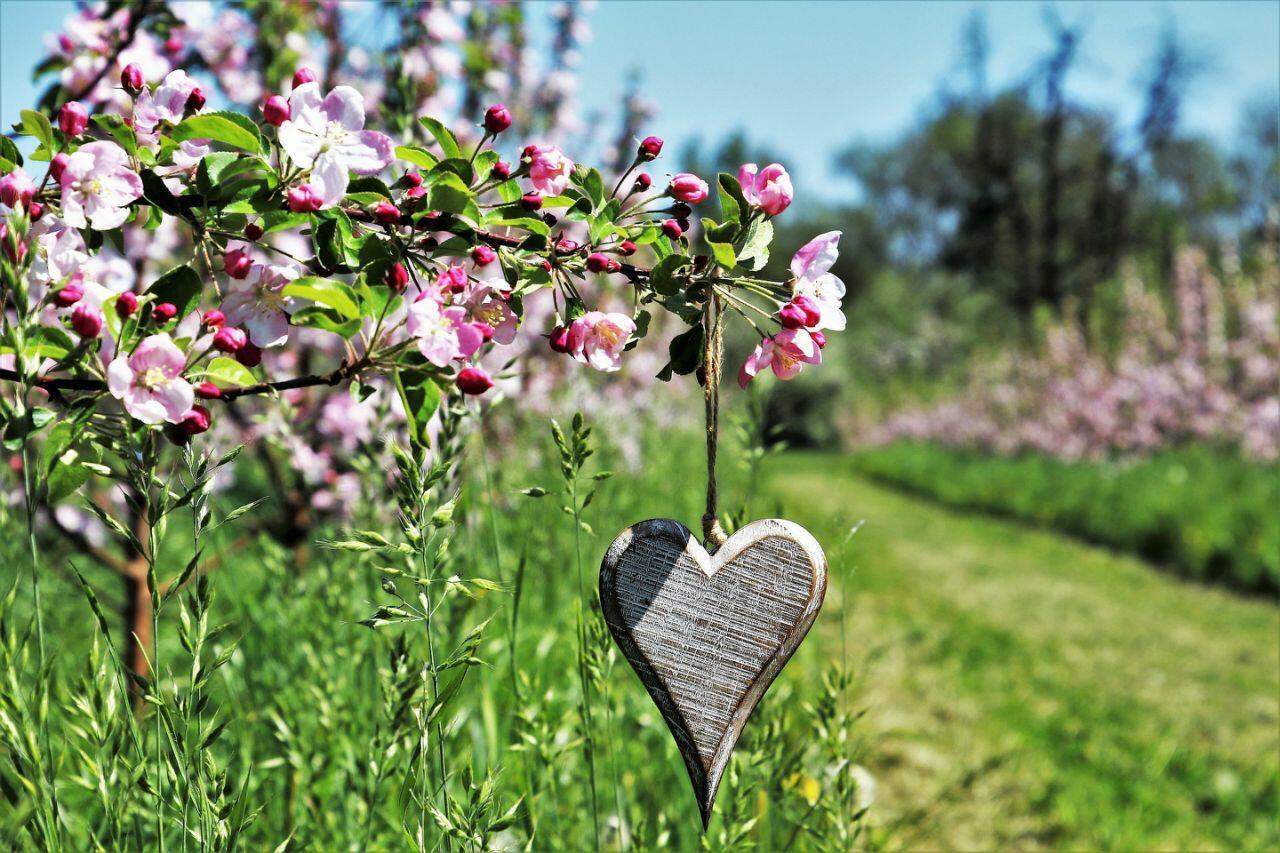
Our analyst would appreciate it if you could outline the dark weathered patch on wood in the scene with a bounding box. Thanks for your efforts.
[599,518,827,827]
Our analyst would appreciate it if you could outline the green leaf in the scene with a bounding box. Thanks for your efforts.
[427,172,479,222]
[91,113,137,157]
[283,277,361,319]
[396,144,439,170]
[173,111,263,153]
[736,218,773,272]
[287,306,361,338]
[0,135,23,169]
[46,449,91,503]
[650,254,690,297]
[311,210,356,269]
[667,323,705,376]
[147,264,203,318]
[418,116,461,159]
[394,369,442,447]
[20,109,54,151]
[204,356,256,388]
[140,170,185,217]
[717,173,747,226]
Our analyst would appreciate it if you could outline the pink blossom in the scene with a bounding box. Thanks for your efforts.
[568,311,636,372]
[221,262,300,347]
[0,168,37,209]
[405,294,484,366]
[278,83,395,208]
[790,231,845,331]
[59,141,143,230]
[133,70,200,147]
[669,173,709,204]
[524,144,573,196]
[738,162,794,216]
[464,284,519,345]
[738,328,822,388]
[106,333,194,424]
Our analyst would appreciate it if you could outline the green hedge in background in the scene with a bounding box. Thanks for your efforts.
[850,443,1280,595]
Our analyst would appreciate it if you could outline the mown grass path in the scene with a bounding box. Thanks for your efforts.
[762,452,1279,850]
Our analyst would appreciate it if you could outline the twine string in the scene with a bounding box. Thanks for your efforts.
[702,292,728,549]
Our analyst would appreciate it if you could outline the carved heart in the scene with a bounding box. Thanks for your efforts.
[599,518,827,826]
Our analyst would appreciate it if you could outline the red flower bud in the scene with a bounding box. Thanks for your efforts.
[185,88,206,114]
[58,101,88,137]
[387,262,409,292]
[121,63,144,94]
[262,94,290,126]
[471,244,497,266]
[213,326,247,353]
[152,302,178,323]
[793,294,822,327]
[403,171,423,188]
[202,309,226,328]
[244,222,264,241]
[50,153,69,183]
[223,248,252,279]
[638,135,663,161]
[606,259,621,273]
[373,201,401,225]
[619,240,637,256]
[287,184,323,212]
[405,184,427,200]
[634,172,652,191]
[195,382,223,400]
[235,341,262,367]
[492,161,511,180]
[483,103,512,134]
[811,331,827,348]
[164,35,184,54]
[54,282,84,307]
[180,405,211,435]
[456,366,494,396]
[292,67,318,88]
[586,252,609,273]
[70,304,103,339]
[29,202,43,221]
[779,301,808,330]
[115,291,138,320]
[555,238,580,254]
[661,218,683,239]
[520,193,543,211]
[548,326,572,353]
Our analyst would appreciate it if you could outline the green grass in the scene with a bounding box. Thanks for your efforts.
[849,442,1280,593]
[1,433,1275,849]
[766,452,1279,849]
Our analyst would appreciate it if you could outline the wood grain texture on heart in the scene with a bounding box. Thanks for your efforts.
[599,518,827,826]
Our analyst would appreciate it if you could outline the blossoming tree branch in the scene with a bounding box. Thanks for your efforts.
[2,64,844,471]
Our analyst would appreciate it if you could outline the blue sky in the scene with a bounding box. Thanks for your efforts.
[4,1,1277,201]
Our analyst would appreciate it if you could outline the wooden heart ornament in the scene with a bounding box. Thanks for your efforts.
[599,518,827,826]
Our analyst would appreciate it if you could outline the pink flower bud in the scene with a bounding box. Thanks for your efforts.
[403,171,423,188]
[58,101,88,137]
[373,201,401,224]
[0,170,35,209]
[180,405,211,435]
[203,309,226,327]
[387,262,409,292]
[661,218,683,239]
[28,202,43,221]
[292,67,318,88]
[164,34,184,54]
[152,302,178,323]
[195,382,223,400]
[638,135,663,161]
[520,193,543,211]
[235,341,262,367]
[287,184,323,212]
[213,326,247,353]
[70,304,102,339]
[556,238,580,254]
[456,366,493,396]
[619,240,637,256]
[223,248,252,279]
[669,173,708,204]
[262,94,290,126]
[50,153,68,183]
[406,184,427,200]
[471,244,497,266]
[483,103,512,134]
[634,173,652,191]
[121,63,144,94]
[792,295,822,327]
[54,282,84,307]
[492,161,511,180]
[244,222,264,241]
[606,259,622,273]
[779,301,808,330]
[548,326,572,353]
[115,291,138,320]
[586,252,609,273]
[811,330,827,348]
[185,88,206,114]
[440,266,469,293]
